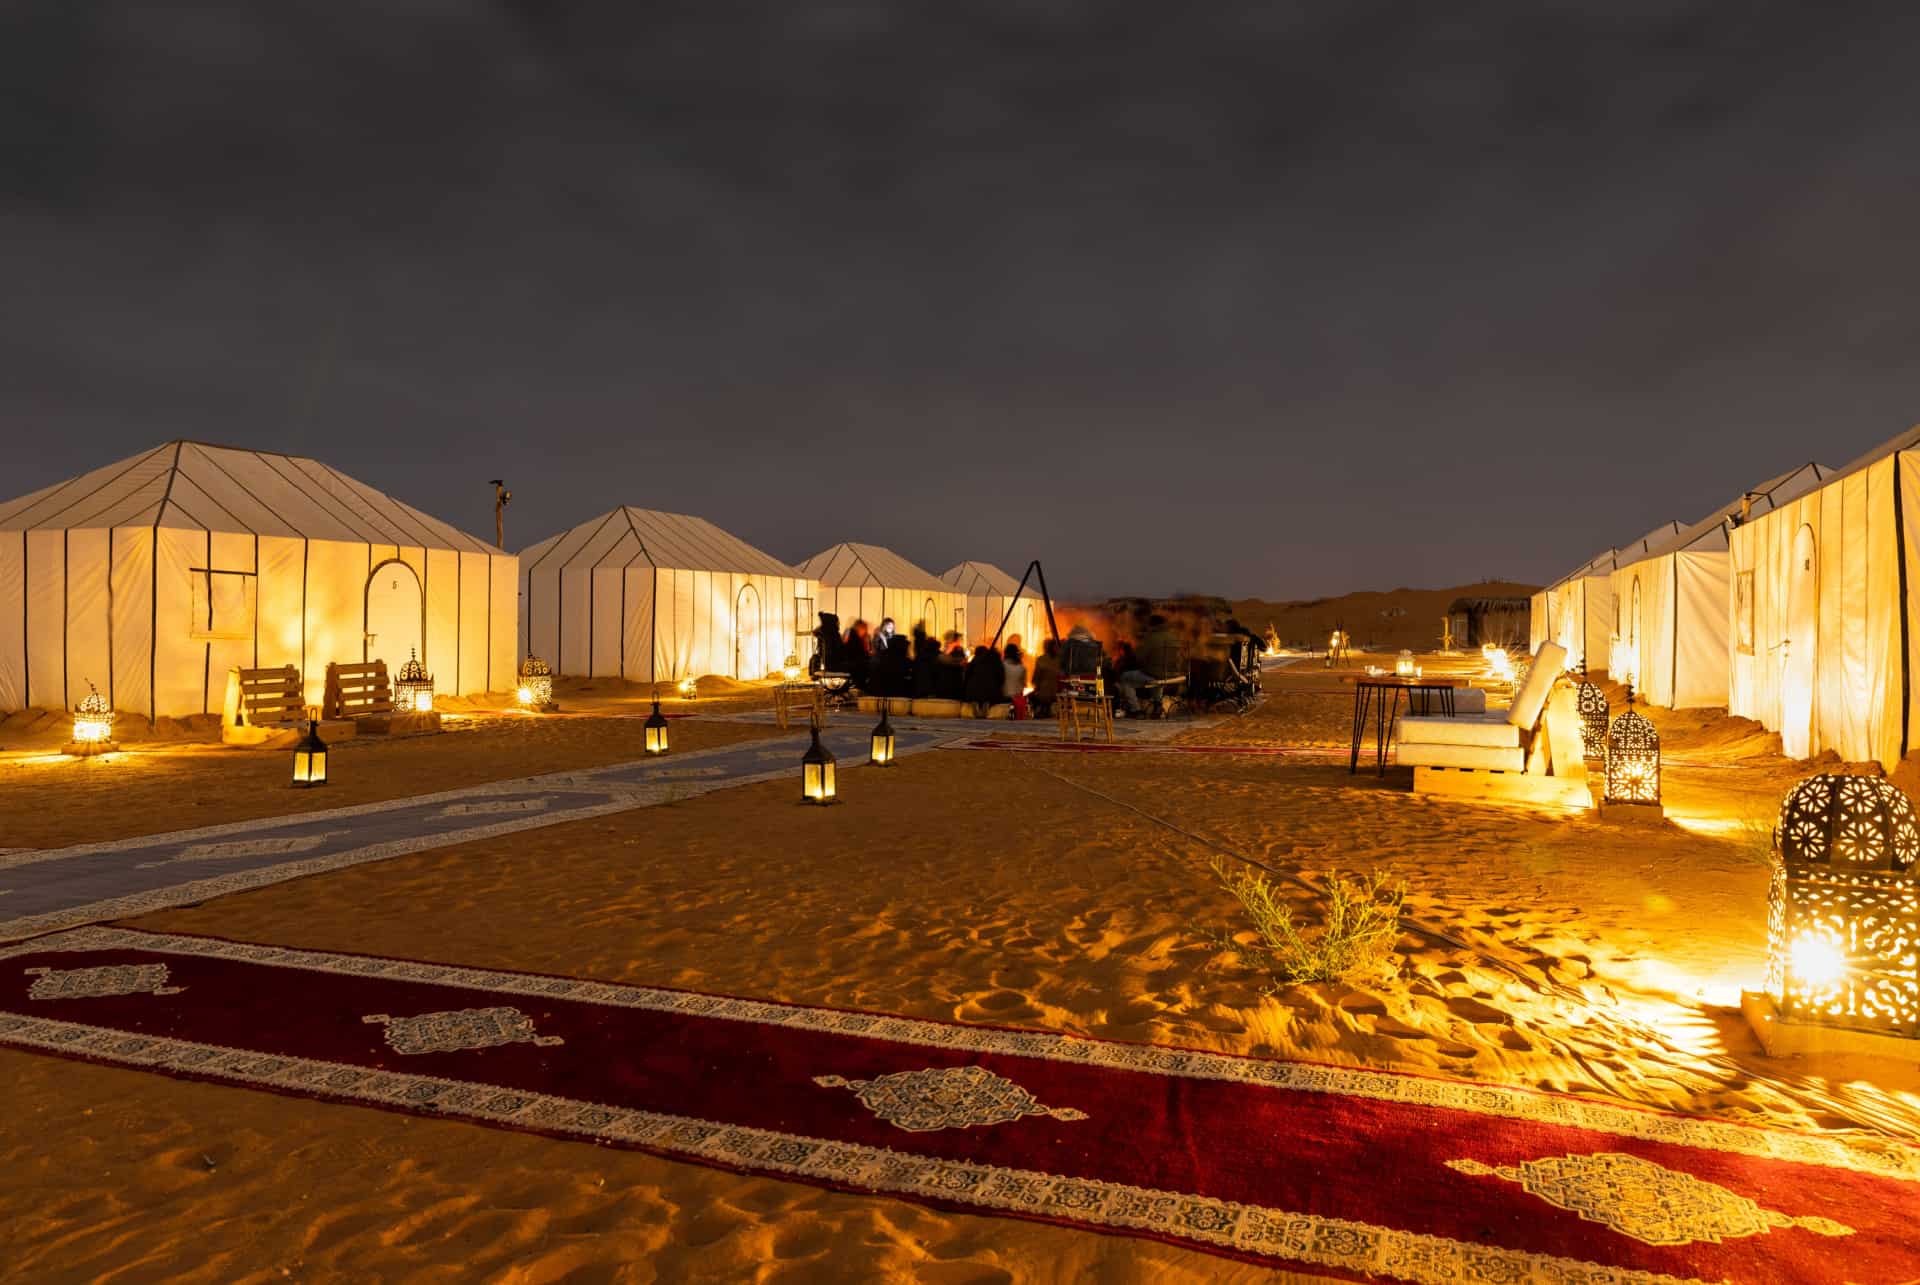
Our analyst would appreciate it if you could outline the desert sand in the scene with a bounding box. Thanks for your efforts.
[3,660,1919,1281]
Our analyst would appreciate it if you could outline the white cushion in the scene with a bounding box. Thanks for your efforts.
[1449,689,1487,715]
[1397,742,1526,772]
[1400,715,1522,749]
[1509,641,1565,729]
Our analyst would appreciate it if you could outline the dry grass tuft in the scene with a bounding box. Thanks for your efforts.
[1207,858,1406,988]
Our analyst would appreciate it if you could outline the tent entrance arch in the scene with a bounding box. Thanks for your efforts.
[1782,524,1818,759]
[735,582,761,680]
[365,559,424,668]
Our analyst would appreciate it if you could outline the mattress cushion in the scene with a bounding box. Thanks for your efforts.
[1397,741,1527,772]
[1398,715,1521,749]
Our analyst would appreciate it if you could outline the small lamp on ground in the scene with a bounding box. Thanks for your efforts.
[677,675,698,702]
[783,652,802,683]
[870,704,896,767]
[1603,685,1660,808]
[67,682,118,756]
[802,716,837,804]
[517,655,554,711]
[644,689,670,755]
[395,648,434,713]
[1761,773,1920,1038]
[292,718,328,788]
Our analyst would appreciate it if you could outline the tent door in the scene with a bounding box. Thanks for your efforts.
[735,583,760,680]
[365,560,424,669]
[1782,524,1817,758]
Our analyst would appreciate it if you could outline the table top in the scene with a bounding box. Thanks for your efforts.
[1341,675,1472,688]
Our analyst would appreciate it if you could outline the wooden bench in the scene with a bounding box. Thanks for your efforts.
[324,661,394,720]
[223,665,306,729]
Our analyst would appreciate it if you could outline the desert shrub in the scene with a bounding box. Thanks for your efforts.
[1207,858,1406,987]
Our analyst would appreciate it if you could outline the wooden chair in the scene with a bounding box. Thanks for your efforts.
[774,681,827,730]
[324,660,394,720]
[223,665,306,729]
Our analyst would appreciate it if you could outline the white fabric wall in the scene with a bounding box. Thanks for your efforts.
[1729,453,1910,767]
[965,592,1039,647]
[1672,550,1731,709]
[817,584,966,643]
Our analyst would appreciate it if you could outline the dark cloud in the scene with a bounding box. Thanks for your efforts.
[4,2,1919,597]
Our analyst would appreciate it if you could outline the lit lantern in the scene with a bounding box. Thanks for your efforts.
[1484,647,1512,684]
[644,691,670,755]
[1576,670,1609,760]
[677,675,698,702]
[1394,650,1416,678]
[870,704,896,767]
[802,720,837,804]
[394,649,434,713]
[68,682,117,754]
[783,652,802,683]
[1510,657,1531,699]
[291,719,328,788]
[517,655,554,710]
[1603,686,1660,806]
[1766,773,1920,1036]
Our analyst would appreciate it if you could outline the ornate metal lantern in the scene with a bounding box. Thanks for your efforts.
[1766,774,1920,1036]
[802,717,837,804]
[783,652,802,683]
[677,675,698,702]
[1576,670,1609,760]
[516,655,554,710]
[291,719,328,788]
[644,691,670,755]
[870,704,896,766]
[1394,650,1416,678]
[394,649,434,713]
[1603,686,1660,806]
[68,682,116,755]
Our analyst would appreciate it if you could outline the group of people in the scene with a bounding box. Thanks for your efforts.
[809,610,1203,719]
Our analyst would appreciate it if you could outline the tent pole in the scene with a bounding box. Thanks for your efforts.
[991,561,1060,650]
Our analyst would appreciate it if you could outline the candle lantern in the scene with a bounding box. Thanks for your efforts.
[1394,650,1416,678]
[291,719,328,788]
[644,691,670,755]
[677,675,698,702]
[1765,773,1920,1036]
[870,703,896,766]
[802,717,837,804]
[783,652,802,683]
[1576,670,1609,760]
[394,649,434,713]
[1603,686,1660,806]
[67,682,117,755]
[516,655,554,710]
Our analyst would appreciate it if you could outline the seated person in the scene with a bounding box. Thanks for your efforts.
[1029,638,1062,717]
[811,613,844,676]
[1116,615,1188,714]
[873,634,911,697]
[936,633,969,700]
[843,620,873,692]
[1061,623,1104,681]
[910,625,941,699]
[1002,643,1028,719]
[963,644,1006,716]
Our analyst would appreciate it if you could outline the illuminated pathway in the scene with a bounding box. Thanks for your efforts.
[0,724,946,942]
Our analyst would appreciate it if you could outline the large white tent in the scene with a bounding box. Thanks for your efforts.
[799,543,966,641]
[1609,463,1831,709]
[0,441,516,720]
[1537,522,1684,672]
[940,560,1044,647]
[1729,426,1920,767]
[520,507,813,683]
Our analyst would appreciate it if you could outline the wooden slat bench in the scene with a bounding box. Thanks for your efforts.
[324,661,394,720]
[223,665,306,729]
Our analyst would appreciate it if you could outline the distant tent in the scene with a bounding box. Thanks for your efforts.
[798,543,966,642]
[0,440,515,720]
[1610,463,1831,709]
[519,508,812,682]
[940,560,1044,647]
[1538,521,1684,673]
[1730,425,1920,766]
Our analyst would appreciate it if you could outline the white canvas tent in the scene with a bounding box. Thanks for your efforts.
[799,543,966,641]
[0,441,516,720]
[1729,426,1920,767]
[1609,463,1831,709]
[1539,522,1683,673]
[940,560,1044,647]
[520,507,813,682]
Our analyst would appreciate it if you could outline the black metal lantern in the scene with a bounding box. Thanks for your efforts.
[1766,773,1920,1035]
[870,704,896,766]
[1577,669,1609,760]
[1603,686,1659,806]
[517,655,554,710]
[394,648,434,713]
[291,719,328,788]
[644,690,670,755]
[802,719,837,804]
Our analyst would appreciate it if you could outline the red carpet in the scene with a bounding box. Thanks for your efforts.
[4,927,1917,1284]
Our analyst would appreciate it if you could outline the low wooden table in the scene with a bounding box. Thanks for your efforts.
[1058,691,1115,743]
[1344,675,1470,776]
[774,681,828,730]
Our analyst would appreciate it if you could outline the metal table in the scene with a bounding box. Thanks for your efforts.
[1344,675,1470,776]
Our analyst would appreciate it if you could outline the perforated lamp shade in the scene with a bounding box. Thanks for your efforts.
[802,726,837,803]
[1603,688,1660,806]
[394,649,434,713]
[870,706,896,766]
[291,720,328,788]
[644,696,670,755]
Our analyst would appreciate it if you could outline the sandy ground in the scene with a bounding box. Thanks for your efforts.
[4,658,1919,1281]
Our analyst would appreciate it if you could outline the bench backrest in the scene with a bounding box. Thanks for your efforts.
[225,665,305,727]
[325,660,393,719]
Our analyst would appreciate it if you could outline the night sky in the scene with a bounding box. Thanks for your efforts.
[6,3,1920,599]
